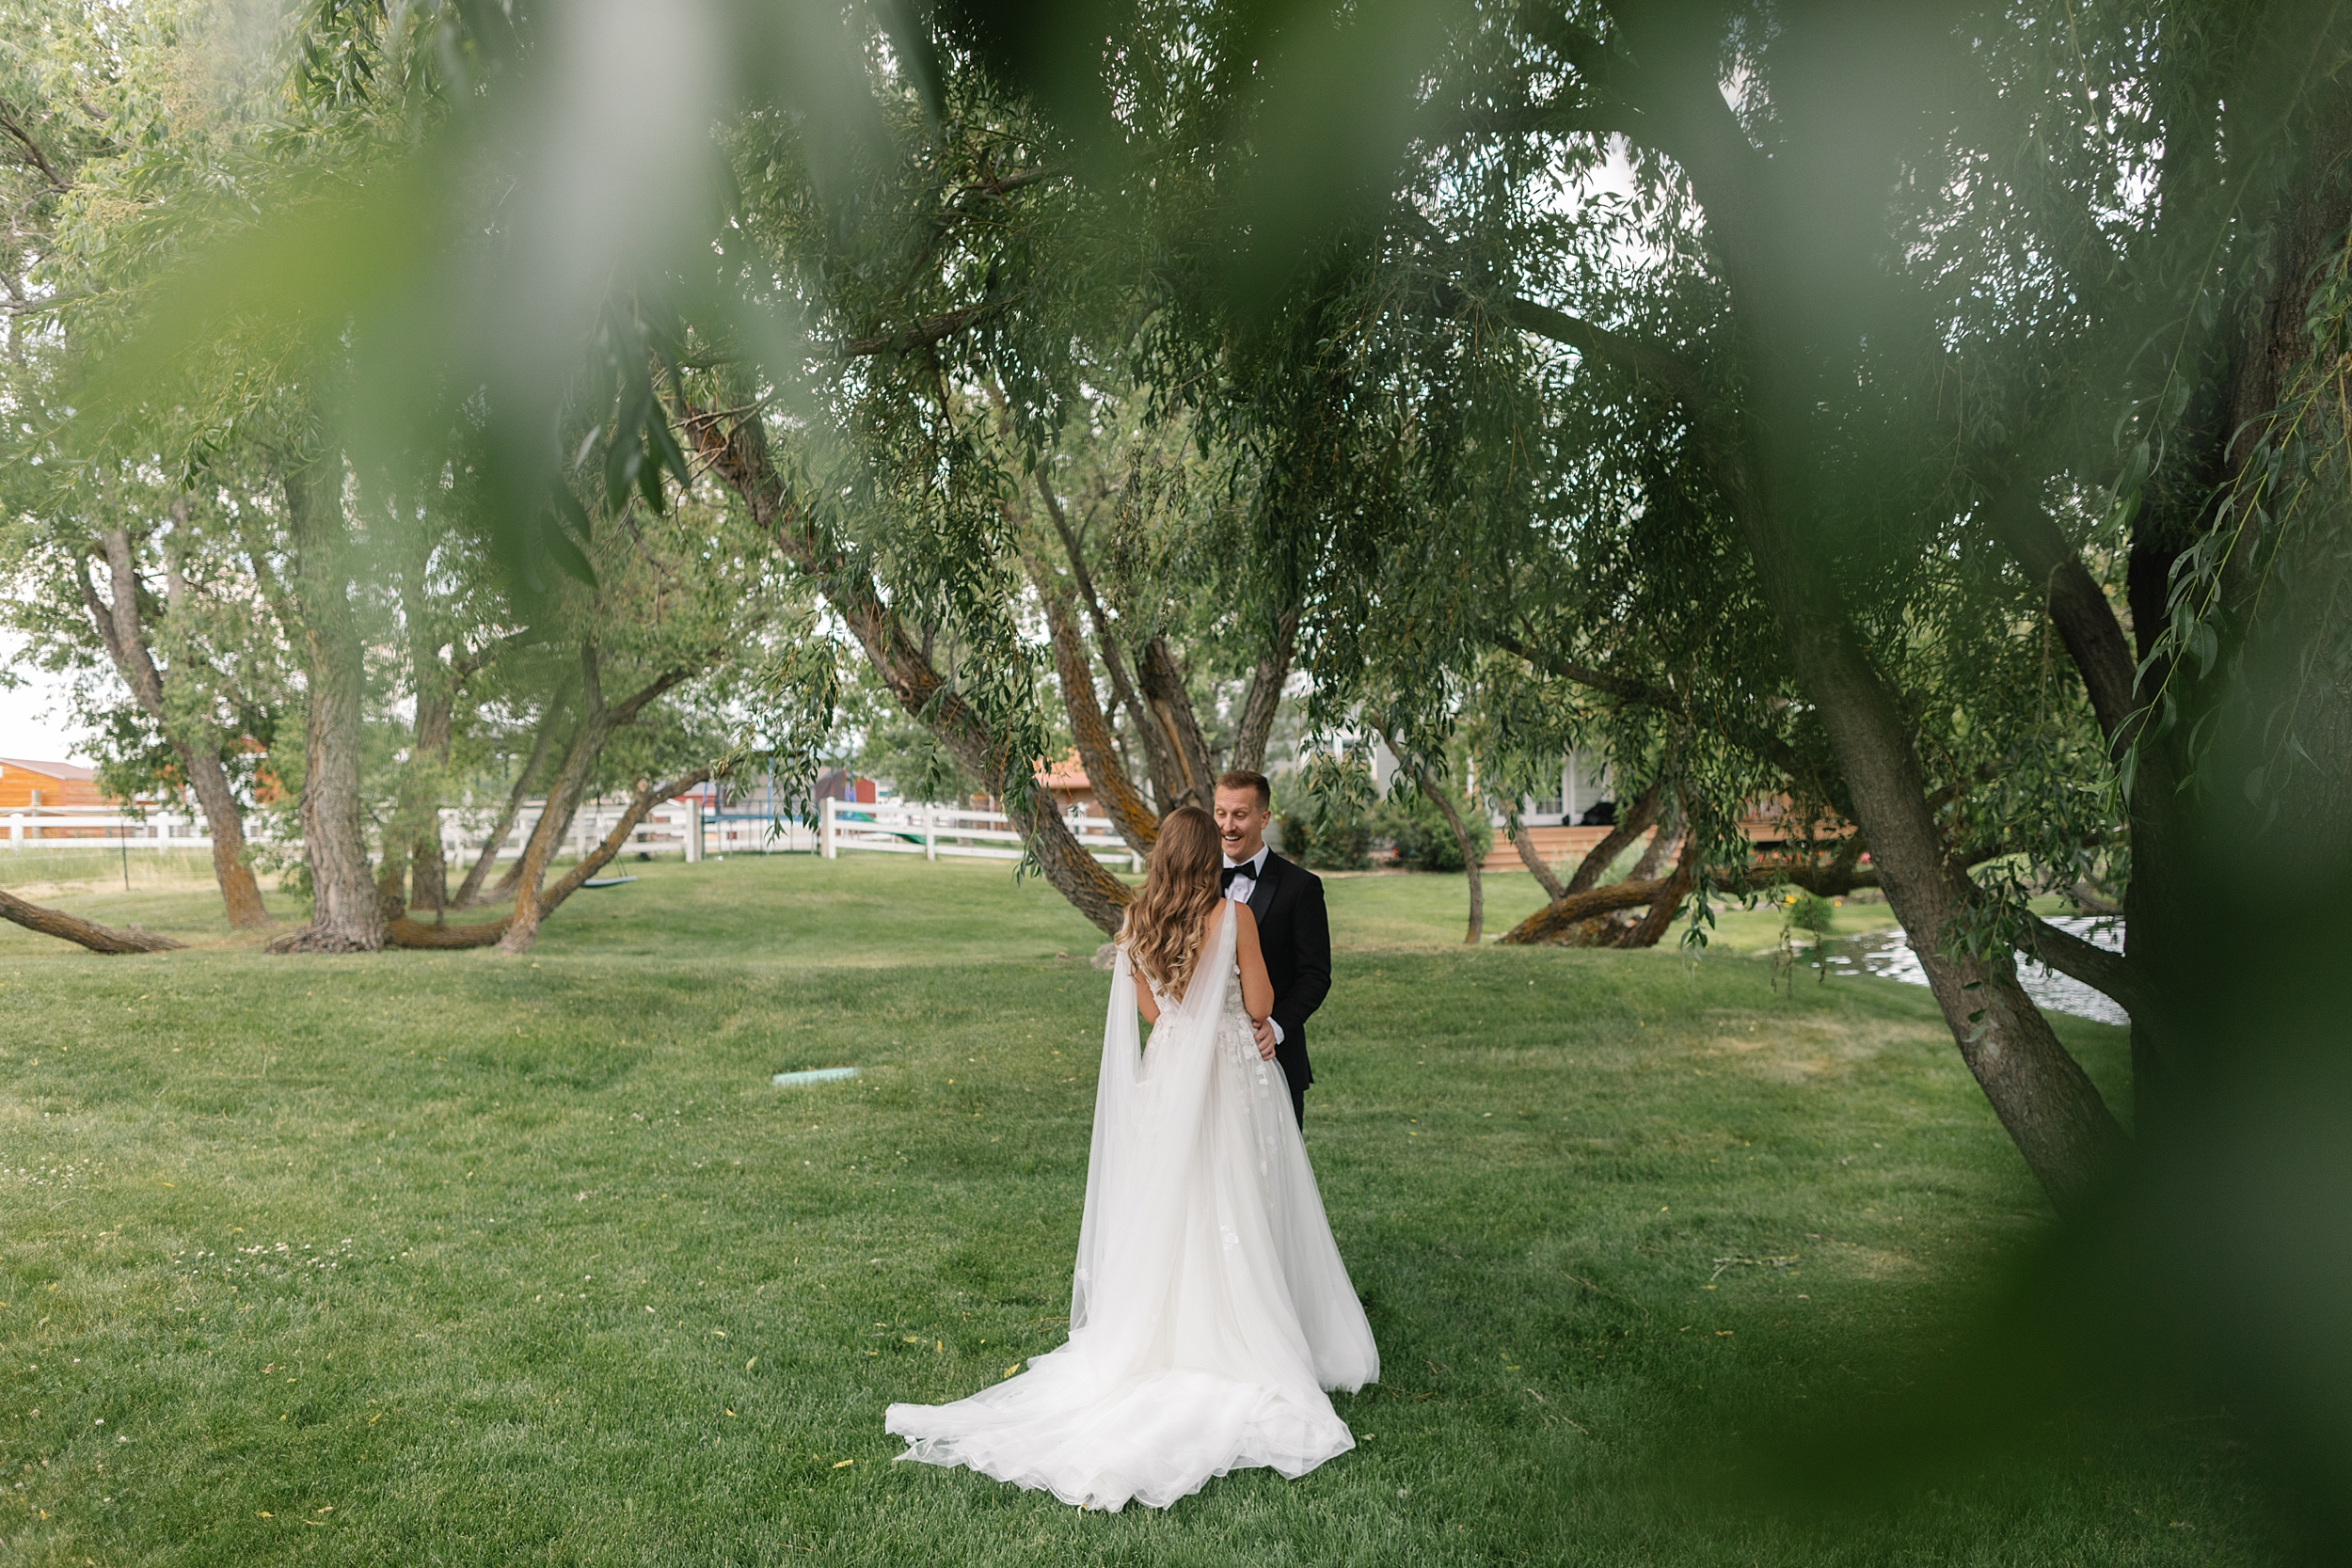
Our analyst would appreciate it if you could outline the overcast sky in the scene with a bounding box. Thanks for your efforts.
[0,635,88,764]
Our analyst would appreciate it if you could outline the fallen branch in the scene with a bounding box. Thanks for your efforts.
[0,889,184,954]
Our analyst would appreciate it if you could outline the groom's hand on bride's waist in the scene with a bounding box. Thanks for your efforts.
[1250,1017,1279,1061]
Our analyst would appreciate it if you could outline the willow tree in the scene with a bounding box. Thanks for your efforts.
[1075,0,2348,1218]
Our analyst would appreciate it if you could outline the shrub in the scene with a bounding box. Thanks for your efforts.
[1274,811,1373,871]
[1369,794,1493,873]
[1788,888,1836,939]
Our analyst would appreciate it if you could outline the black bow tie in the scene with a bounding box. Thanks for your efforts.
[1220,863,1252,890]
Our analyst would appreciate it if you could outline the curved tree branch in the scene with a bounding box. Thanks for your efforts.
[2021,915,2145,1019]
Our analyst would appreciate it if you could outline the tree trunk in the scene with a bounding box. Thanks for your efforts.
[499,647,617,956]
[376,681,453,924]
[1623,791,1682,884]
[1138,636,1217,811]
[78,528,270,928]
[1400,752,1482,943]
[0,888,184,953]
[1565,779,1663,895]
[1600,41,2126,1211]
[1505,805,1567,900]
[1028,551,1161,856]
[1229,606,1298,775]
[1742,493,2124,1212]
[409,717,453,916]
[683,386,1135,933]
[498,645,697,956]
[1615,832,1700,949]
[1498,873,1680,944]
[1036,472,1176,807]
[267,449,384,954]
[391,766,711,950]
[452,688,569,909]
[392,553,459,916]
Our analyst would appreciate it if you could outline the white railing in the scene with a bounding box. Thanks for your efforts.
[4,808,256,850]
[3,797,1069,867]
[704,816,821,855]
[5,799,721,864]
[493,798,709,863]
[820,797,1141,871]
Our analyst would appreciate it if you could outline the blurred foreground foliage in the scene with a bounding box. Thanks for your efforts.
[0,0,2348,1551]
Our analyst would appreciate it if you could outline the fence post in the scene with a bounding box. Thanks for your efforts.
[685,800,704,863]
[924,803,937,862]
[820,796,836,860]
[8,812,19,849]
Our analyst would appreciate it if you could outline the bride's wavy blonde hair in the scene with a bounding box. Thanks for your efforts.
[1119,805,1224,998]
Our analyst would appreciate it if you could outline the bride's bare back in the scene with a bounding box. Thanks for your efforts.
[1135,902,1274,1024]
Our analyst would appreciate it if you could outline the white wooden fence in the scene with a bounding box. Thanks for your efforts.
[4,809,236,851]
[4,799,718,864]
[2,798,1117,870]
[819,797,1141,871]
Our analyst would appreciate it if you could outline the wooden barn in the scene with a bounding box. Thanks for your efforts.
[0,757,109,811]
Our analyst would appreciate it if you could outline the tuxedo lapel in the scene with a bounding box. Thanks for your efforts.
[1248,853,1281,924]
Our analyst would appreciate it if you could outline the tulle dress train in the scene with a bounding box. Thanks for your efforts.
[883,906,1379,1511]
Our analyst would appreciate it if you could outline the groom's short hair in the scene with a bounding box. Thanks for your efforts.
[1217,768,1272,810]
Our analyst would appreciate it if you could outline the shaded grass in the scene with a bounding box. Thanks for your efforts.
[0,856,2275,1564]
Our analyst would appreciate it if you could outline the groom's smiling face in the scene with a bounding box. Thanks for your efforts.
[1213,785,1270,864]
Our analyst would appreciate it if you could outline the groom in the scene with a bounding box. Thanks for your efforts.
[1214,769,1332,1129]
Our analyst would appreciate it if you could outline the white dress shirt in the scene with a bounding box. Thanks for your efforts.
[1222,846,1268,905]
[1221,847,1282,1044]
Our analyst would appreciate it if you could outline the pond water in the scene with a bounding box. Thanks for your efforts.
[1807,915,2128,1026]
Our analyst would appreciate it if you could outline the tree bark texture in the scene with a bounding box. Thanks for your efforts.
[1138,635,1216,811]
[1505,806,1567,900]
[375,678,453,924]
[1614,832,1700,949]
[1498,873,1683,944]
[1028,551,1161,856]
[268,449,384,954]
[0,888,184,953]
[1621,791,1683,886]
[1037,475,1182,807]
[1228,606,1298,776]
[682,388,1134,934]
[79,528,270,928]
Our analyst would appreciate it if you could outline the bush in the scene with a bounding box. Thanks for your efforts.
[1369,794,1493,873]
[1786,888,1836,939]
[1275,811,1373,871]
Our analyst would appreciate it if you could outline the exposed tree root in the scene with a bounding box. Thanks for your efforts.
[263,926,380,955]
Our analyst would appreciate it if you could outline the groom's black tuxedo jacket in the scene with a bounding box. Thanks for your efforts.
[1244,851,1332,1091]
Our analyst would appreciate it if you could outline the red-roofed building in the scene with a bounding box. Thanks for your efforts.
[1035,751,1098,814]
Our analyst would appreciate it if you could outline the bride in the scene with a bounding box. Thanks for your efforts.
[884,805,1380,1511]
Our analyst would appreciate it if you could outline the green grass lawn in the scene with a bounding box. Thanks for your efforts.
[0,855,2275,1564]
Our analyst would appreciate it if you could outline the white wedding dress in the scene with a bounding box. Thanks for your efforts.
[884,904,1379,1511]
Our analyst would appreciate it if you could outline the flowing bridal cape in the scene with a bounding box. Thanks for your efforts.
[884,904,1379,1511]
